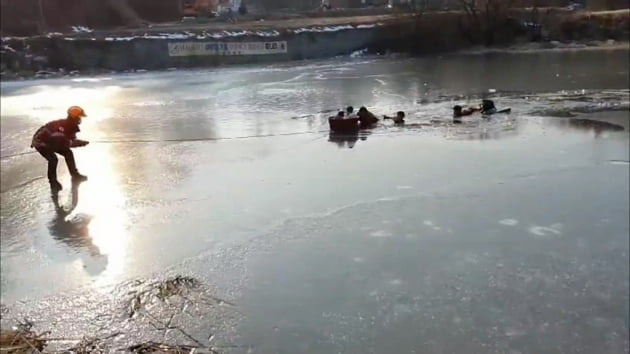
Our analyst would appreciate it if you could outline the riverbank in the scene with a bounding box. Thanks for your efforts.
[1,9,628,80]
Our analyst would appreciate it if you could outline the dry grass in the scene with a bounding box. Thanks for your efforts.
[1,276,233,353]
[0,330,215,353]
[554,9,630,39]
[0,328,47,354]
[571,9,630,22]
[125,275,233,319]
[128,341,218,353]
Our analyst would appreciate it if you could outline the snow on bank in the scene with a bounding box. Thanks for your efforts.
[56,23,382,41]
[292,25,354,34]
[72,26,93,33]
[290,23,381,33]
[2,23,383,42]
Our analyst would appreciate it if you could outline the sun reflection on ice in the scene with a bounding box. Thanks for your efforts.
[72,143,130,290]
[0,85,119,123]
[0,82,132,287]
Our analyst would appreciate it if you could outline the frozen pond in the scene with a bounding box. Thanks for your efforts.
[1,48,628,352]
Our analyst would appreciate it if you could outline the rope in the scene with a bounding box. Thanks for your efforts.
[0,129,330,160]
[89,129,329,144]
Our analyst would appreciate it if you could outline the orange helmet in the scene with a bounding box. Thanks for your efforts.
[67,106,87,119]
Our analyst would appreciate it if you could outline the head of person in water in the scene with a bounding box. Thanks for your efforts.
[393,111,405,123]
[337,111,345,118]
[453,105,463,117]
[346,106,354,115]
[358,106,368,113]
[482,100,495,112]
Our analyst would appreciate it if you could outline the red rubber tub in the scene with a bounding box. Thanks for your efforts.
[328,117,360,133]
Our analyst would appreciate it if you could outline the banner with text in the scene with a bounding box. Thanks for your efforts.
[168,41,288,57]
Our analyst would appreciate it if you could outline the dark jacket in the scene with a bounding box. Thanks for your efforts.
[358,110,378,128]
[31,118,80,150]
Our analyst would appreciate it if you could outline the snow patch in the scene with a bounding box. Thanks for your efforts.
[529,223,563,237]
[296,22,382,34]
[143,33,191,40]
[369,230,392,238]
[292,25,355,34]
[71,77,112,83]
[499,219,519,226]
[59,22,380,42]
[68,29,282,42]
[609,160,630,165]
[350,48,368,58]
[105,37,135,41]
[71,26,93,33]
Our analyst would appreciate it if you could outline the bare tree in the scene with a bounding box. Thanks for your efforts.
[457,0,515,45]
[412,0,429,15]
[109,0,148,27]
[84,0,148,28]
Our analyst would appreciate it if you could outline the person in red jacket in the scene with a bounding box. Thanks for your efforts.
[31,106,89,191]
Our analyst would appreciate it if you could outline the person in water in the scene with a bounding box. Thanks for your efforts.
[452,105,479,123]
[453,104,481,118]
[383,111,406,124]
[357,106,378,128]
[481,99,497,115]
[453,100,499,123]
[31,106,89,191]
[346,106,355,116]
[334,111,346,119]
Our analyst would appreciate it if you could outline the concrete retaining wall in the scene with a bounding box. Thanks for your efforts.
[46,27,380,71]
